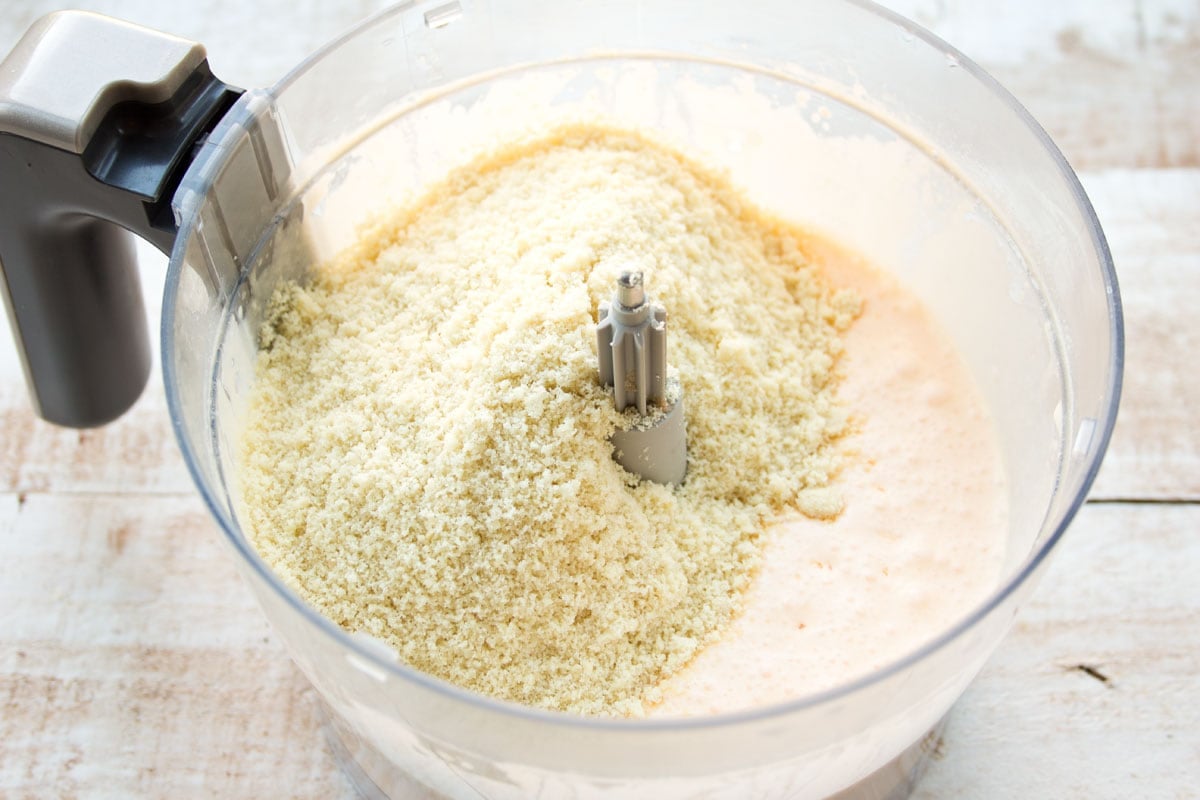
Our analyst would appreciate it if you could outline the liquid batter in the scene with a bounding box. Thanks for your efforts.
[649,236,1007,716]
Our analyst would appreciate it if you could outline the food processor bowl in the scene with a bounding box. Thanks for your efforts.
[0,1,1122,798]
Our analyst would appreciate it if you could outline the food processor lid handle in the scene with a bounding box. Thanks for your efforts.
[0,11,241,428]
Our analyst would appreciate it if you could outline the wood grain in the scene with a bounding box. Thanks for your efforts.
[1086,169,1200,500]
[0,493,354,799]
[884,0,1200,169]
[914,503,1200,799]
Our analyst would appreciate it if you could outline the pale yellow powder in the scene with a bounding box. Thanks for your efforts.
[239,125,860,716]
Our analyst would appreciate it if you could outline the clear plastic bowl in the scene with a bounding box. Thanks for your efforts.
[161,1,1122,797]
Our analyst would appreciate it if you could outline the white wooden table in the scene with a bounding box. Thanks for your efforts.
[1,2,1196,797]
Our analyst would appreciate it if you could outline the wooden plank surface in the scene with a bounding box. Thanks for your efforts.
[1084,169,1200,500]
[886,0,1200,169]
[0,494,351,798]
[914,503,1200,799]
[1,1,1196,798]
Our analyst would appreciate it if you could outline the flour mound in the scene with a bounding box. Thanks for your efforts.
[240,125,859,715]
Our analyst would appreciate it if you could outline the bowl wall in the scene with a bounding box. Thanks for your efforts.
[162,2,1121,797]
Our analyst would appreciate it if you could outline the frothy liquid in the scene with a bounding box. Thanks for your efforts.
[649,237,1008,716]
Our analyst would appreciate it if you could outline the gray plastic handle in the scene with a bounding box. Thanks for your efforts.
[0,12,239,427]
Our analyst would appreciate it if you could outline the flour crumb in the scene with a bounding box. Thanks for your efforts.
[239,124,859,716]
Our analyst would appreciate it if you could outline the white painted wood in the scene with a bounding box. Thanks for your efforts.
[913,504,1200,799]
[0,493,354,798]
[1085,169,1200,500]
[0,2,1195,798]
[882,0,1200,169]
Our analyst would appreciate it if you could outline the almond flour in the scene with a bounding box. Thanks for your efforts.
[239,124,860,716]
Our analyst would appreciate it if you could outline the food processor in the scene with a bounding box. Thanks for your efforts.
[0,2,1123,798]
